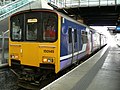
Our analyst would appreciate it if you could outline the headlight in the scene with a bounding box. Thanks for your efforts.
[42,57,54,63]
[10,54,19,59]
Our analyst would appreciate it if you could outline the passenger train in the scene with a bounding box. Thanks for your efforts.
[9,9,107,84]
[115,34,120,46]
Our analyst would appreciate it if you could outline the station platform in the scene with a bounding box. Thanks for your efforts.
[41,45,120,90]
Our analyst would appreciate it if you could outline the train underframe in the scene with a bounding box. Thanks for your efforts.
[10,59,56,87]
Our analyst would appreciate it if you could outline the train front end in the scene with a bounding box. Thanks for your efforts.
[9,9,61,82]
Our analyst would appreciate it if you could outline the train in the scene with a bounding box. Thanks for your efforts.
[115,34,120,46]
[9,8,107,84]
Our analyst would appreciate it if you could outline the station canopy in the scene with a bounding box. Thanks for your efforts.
[48,0,120,26]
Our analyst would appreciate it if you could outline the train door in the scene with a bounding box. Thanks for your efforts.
[68,28,77,64]
[21,21,39,66]
[21,16,40,66]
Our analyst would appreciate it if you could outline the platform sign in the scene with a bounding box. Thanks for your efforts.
[112,26,120,33]
[116,26,120,31]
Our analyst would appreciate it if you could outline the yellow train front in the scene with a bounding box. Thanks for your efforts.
[9,9,61,83]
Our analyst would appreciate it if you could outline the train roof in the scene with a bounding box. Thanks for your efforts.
[54,10,89,28]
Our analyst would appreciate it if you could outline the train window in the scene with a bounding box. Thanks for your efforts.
[25,12,40,41]
[42,12,57,42]
[74,29,77,42]
[26,20,37,40]
[10,11,58,42]
[68,28,72,43]
[10,15,23,41]
[81,31,88,44]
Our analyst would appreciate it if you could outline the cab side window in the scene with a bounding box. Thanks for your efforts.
[11,15,23,41]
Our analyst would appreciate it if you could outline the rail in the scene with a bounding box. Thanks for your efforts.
[48,0,120,8]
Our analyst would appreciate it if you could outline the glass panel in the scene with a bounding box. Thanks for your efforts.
[108,1,115,5]
[10,11,58,42]
[80,0,89,7]
[117,0,120,4]
[55,0,117,7]
[88,0,99,6]
[69,28,72,43]
[26,22,37,40]
[11,15,23,41]
[25,12,40,41]
[81,31,88,44]
[42,12,57,41]
[74,29,77,42]
[100,0,107,6]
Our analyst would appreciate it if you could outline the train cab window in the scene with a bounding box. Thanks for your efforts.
[10,15,23,41]
[68,28,72,43]
[42,12,57,42]
[81,31,88,44]
[10,11,58,42]
[26,19,37,40]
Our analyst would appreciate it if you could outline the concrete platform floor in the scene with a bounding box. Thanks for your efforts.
[87,45,120,90]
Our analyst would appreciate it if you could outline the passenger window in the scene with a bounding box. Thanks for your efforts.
[74,29,77,42]
[68,28,72,43]
[81,31,88,44]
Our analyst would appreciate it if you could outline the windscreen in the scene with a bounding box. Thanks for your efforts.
[43,12,57,41]
[11,14,23,40]
[25,12,40,41]
[26,19,38,40]
[10,11,58,42]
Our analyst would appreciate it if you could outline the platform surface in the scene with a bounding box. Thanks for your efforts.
[86,45,120,90]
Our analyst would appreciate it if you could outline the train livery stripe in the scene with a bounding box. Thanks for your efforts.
[60,44,87,61]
